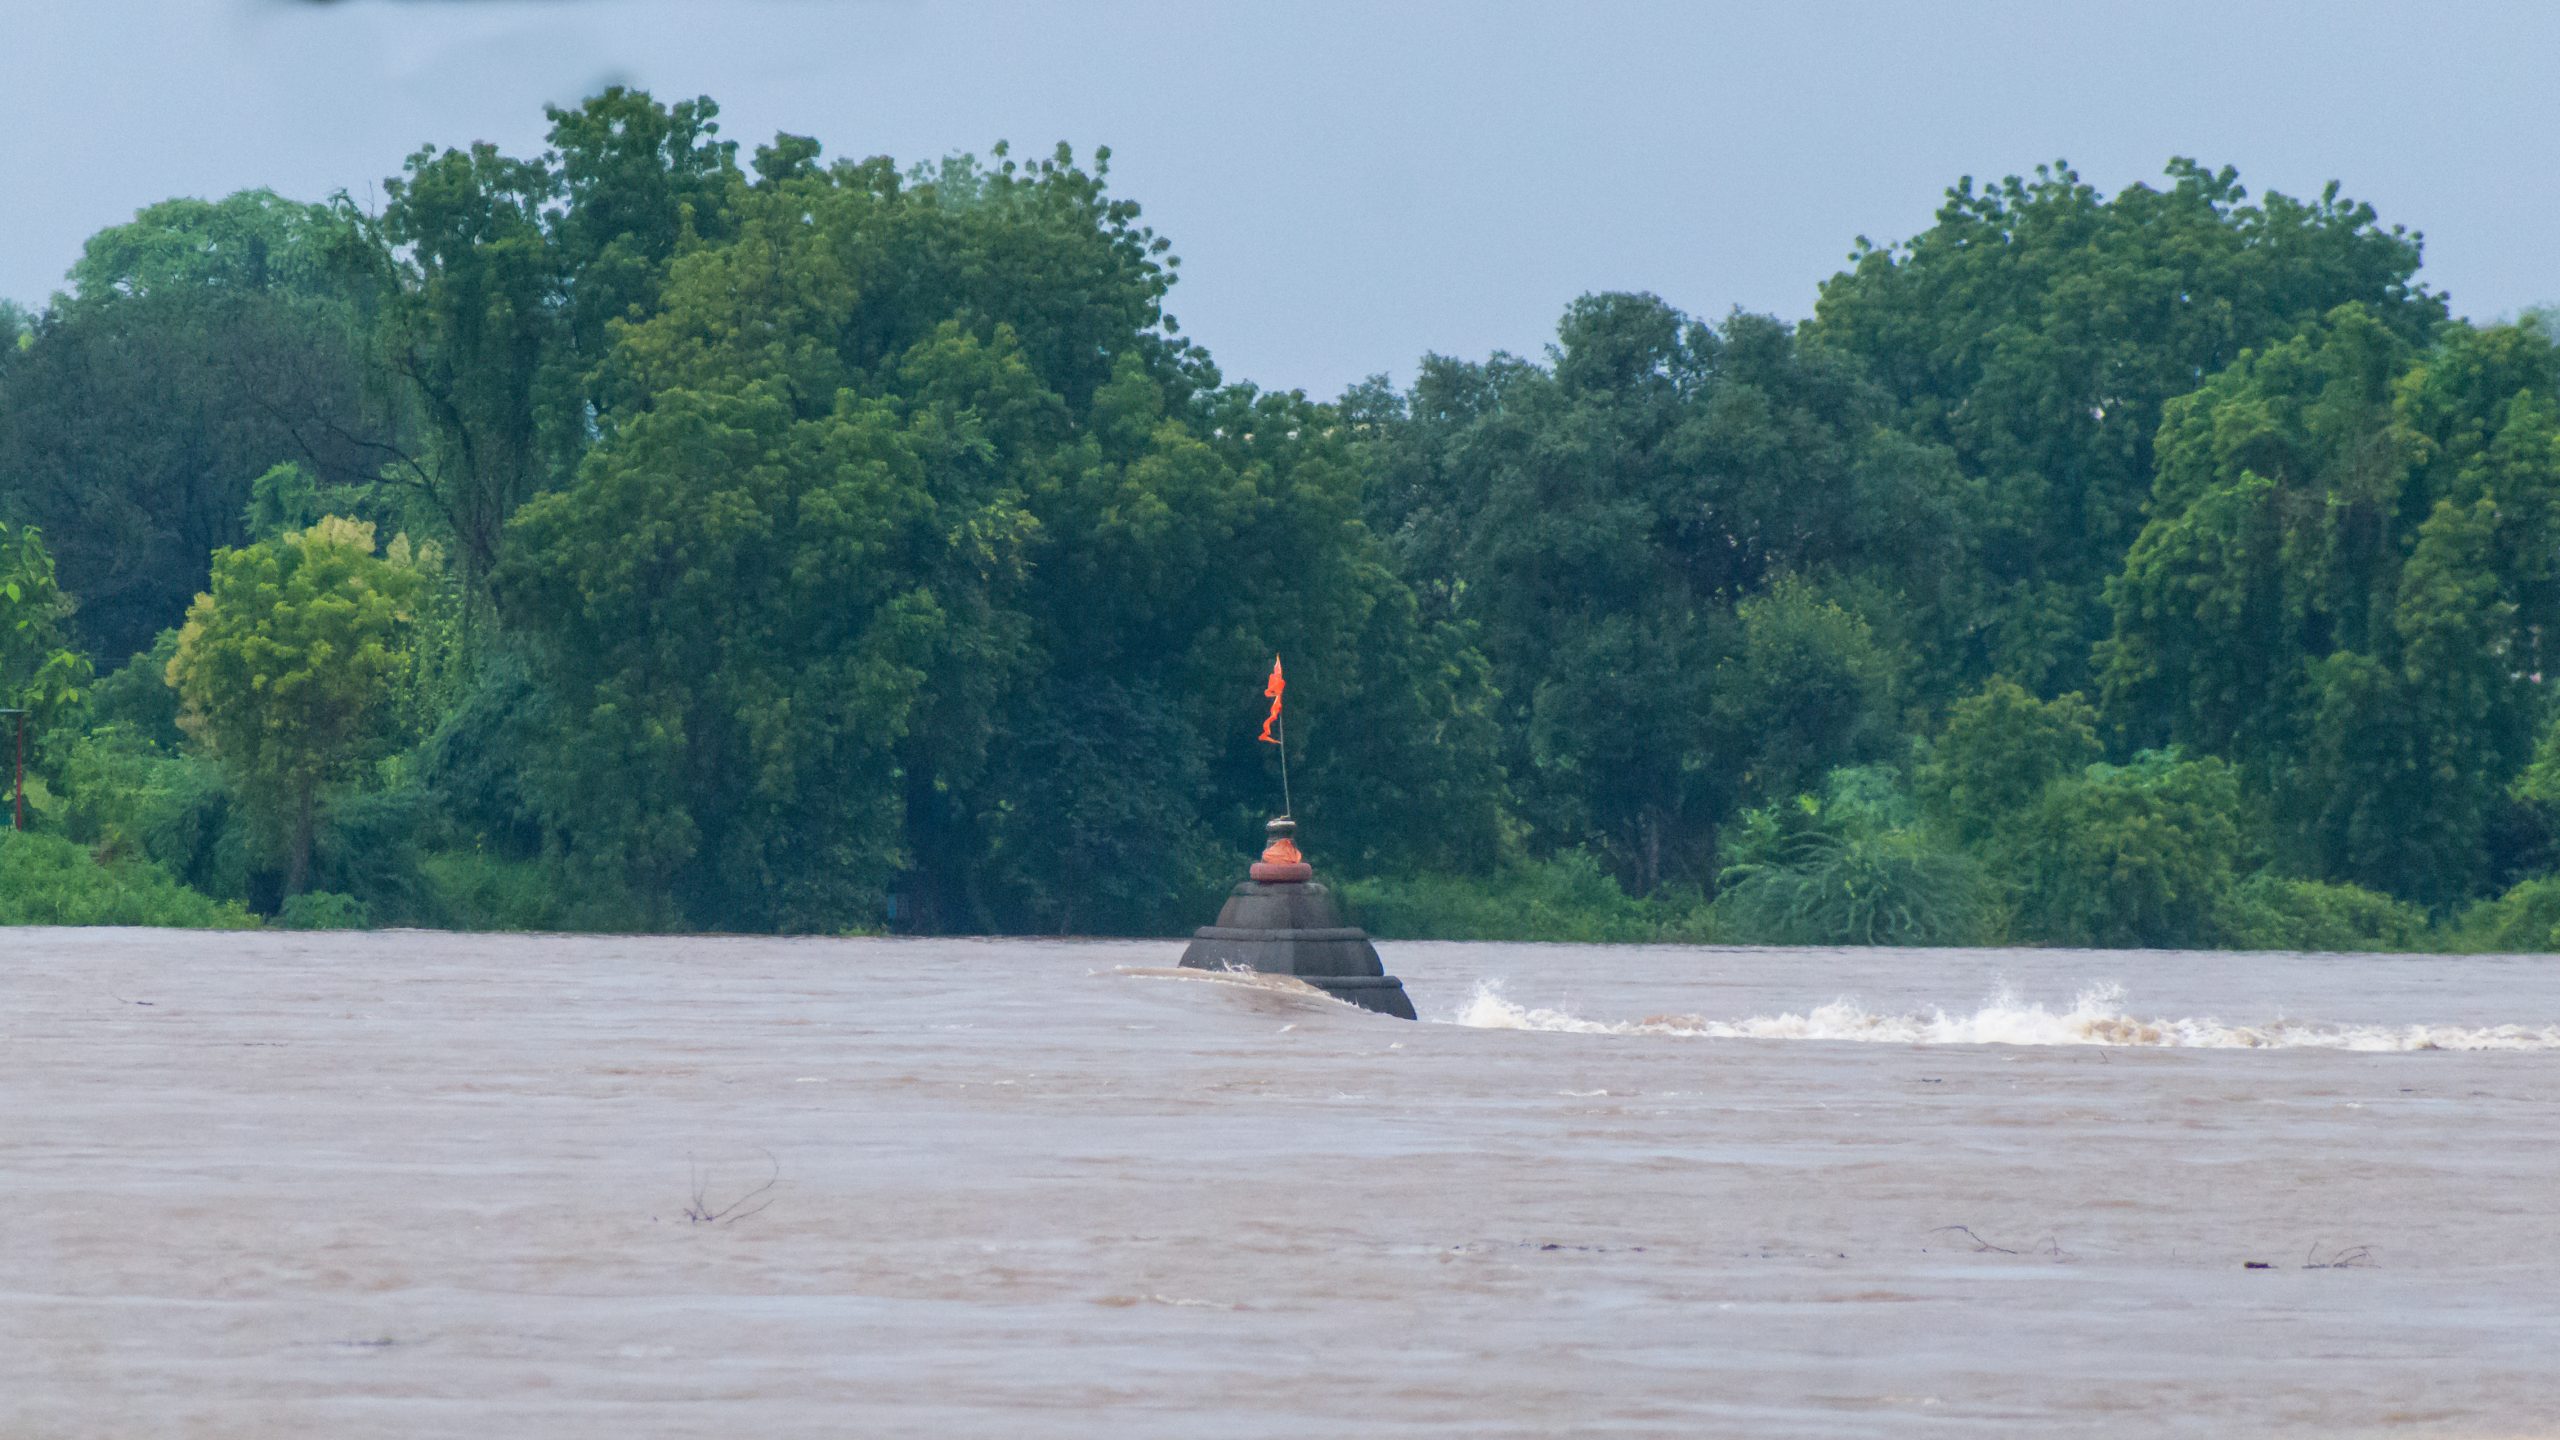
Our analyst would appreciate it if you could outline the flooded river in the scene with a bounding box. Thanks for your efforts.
[5,929,2557,1436]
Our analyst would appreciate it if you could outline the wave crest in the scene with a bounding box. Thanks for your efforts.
[1450,981,2560,1051]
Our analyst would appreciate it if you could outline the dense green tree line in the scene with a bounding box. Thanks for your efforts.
[5,91,2558,949]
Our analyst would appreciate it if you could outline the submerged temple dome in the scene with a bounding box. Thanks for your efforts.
[1179,817,1416,1019]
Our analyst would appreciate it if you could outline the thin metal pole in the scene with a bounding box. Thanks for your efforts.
[1277,709,1292,820]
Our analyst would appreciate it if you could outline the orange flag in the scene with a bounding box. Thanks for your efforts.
[1257,655,1286,744]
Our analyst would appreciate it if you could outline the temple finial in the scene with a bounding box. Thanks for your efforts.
[1249,815,1313,883]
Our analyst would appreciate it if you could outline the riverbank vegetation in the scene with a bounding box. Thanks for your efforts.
[4,91,2557,950]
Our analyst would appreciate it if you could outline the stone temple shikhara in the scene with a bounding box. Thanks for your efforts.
[1178,817,1416,1019]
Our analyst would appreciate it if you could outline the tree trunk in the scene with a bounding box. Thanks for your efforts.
[286,781,315,898]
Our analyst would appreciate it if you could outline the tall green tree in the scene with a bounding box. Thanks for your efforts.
[499,139,1496,931]
[497,364,1030,931]
[336,88,744,583]
[1810,160,2446,692]
[1353,296,1970,890]
[0,194,391,661]
[2101,311,2560,903]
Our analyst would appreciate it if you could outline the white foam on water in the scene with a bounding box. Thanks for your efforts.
[1111,965,1346,1007]
[1450,981,2560,1051]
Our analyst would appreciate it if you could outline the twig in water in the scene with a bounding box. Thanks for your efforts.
[681,1148,780,1225]
[2304,1241,2374,1269]
[1929,1225,2019,1254]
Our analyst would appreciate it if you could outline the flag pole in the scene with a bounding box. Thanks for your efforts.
[1278,708,1292,820]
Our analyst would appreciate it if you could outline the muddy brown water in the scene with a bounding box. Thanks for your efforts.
[5,929,2558,1436]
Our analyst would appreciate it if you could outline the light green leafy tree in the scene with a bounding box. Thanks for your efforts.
[63,190,340,307]
[1,523,94,790]
[168,518,421,896]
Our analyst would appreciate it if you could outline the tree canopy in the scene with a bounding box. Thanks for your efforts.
[494,137,1496,931]
[0,191,389,662]
[1353,297,1968,890]
[5,101,2556,950]
[2101,310,2560,903]
[1809,159,2448,694]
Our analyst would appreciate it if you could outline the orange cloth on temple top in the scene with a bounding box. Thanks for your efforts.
[1257,656,1285,744]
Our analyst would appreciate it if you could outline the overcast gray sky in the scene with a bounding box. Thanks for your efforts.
[5,1,2555,397]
